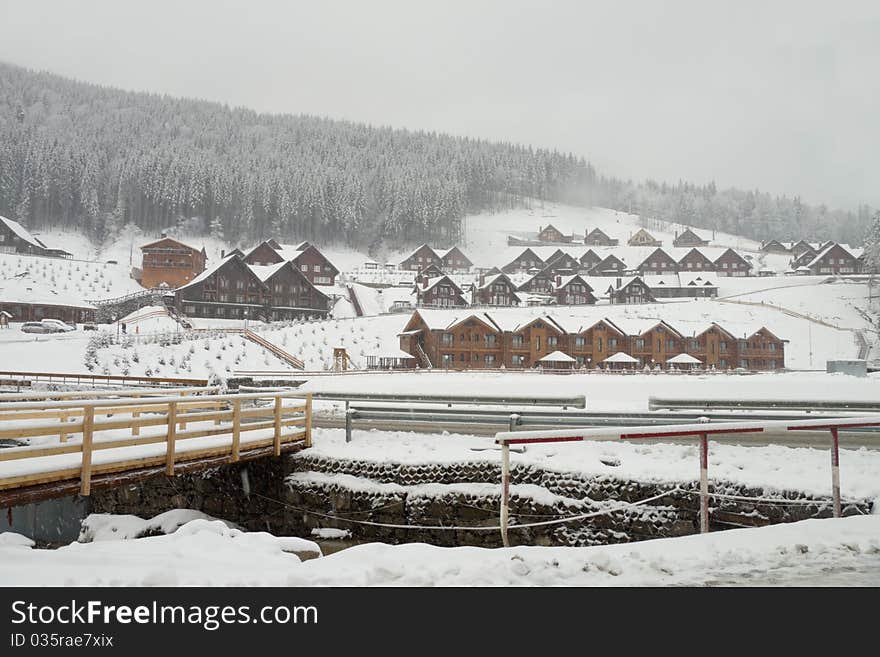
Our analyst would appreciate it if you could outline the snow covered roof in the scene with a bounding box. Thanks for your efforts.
[603,351,639,363]
[0,215,45,250]
[539,350,576,362]
[247,262,288,282]
[420,275,463,294]
[176,253,239,291]
[666,353,702,364]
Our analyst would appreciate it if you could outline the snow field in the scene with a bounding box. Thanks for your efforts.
[1,515,877,585]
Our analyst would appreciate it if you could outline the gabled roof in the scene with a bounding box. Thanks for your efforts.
[693,322,736,340]
[401,244,438,263]
[247,262,288,282]
[477,272,516,290]
[0,216,45,250]
[291,244,340,275]
[586,227,613,239]
[714,248,751,266]
[673,227,710,243]
[177,254,265,292]
[638,247,677,267]
[677,247,714,265]
[638,320,684,339]
[806,242,855,268]
[555,274,594,292]
[419,275,465,295]
[140,236,202,253]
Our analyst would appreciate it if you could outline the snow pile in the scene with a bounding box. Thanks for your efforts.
[77,509,239,543]
[0,519,322,586]
[1,516,877,585]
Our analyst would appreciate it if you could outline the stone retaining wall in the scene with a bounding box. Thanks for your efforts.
[89,452,873,549]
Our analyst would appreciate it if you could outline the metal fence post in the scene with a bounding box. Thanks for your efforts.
[345,403,353,443]
[79,406,95,496]
[165,401,177,476]
[699,433,709,534]
[500,441,510,548]
[830,427,841,517]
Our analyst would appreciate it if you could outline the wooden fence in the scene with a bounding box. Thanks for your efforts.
[0,390,312,496]
[0,370,209,387]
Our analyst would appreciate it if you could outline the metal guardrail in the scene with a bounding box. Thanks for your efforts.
[649,397,880,413]
[345,406,880,438]
[313,392,586,408]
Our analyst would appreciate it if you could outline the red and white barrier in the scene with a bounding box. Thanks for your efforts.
[495,415,880,545]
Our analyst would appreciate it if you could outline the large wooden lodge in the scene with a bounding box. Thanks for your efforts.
[399,309,786,372]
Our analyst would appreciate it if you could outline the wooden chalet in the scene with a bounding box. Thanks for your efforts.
[473,273,521,306]
[436,247,473,273]
[543,250,581,275]
[628,228,662,247]
[591,254,627,276]
[0,216,71,258]
[579,249,602,272]
[537,224,573,243]
[554,275,596,305]
[415,275,469,308]
[607,276,655,304]
[584,228,619,246]
[677,248,716,272]
[173,254,330,321]
[630,321,684,368]
[398,310,786,371]
[789,240,819,259]
[714,248,752,277]
[516,268,557,296]
[417,263,446,278]
[244,241,285,266]
[647,274,718,299]
[637,248,678,275]
[501,248,545,274]
[672,228,710,247]
[0,276,96,324]
[291,243,339,286]
[400,244,442,271]
[804,243,861,275]
[140,237,207,288]
[760,240,791,254]
[249,261,331,321]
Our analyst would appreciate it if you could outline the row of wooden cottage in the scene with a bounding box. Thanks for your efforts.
[508,224,713,248]
[398,309,786,371]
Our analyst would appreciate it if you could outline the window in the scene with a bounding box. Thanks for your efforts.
[597,337,603,351]
[548,336,558,347]
[459,353,466,362]
[313,265,321,272]
[666,339,675,350]
[535,336,541,351]
[769,343,777,352]
[485,354,495,364]
[512,355,526,366]
[512,335,524,347]
[720,341,727,352]
[301,264,308,272]
[484,334,496,345]
[635,338,645,349]
[609,338,617,349]
[441,333,453,345]
[441,354,453,366]
[574,336,586,348]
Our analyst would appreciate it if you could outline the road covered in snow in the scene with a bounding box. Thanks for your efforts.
[1,515,877,586]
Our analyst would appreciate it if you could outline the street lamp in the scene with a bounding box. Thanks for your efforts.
[244,308,249,331]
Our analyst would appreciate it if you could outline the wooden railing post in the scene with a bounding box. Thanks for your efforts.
[165,401,177,476]
[305,393,312,448]
[179,391,188,430]
[273,395,282,456]
[59,410,69,443]
[80,406,95,496]
[131,394,140,436]
[231,399,241,462]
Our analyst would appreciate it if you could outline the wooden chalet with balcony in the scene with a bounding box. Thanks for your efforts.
[400,244,442,272]
[714,248,752,276]
[637,248,678,275]
[398,310,786,371]
[291,243,339,286]
[249,261,331,321]
[607,276,655,304]
[592,254,627,276]
[554,275,596,305]
[672,228,710,247]
[536,224,573,243]
[579,249,602,272]
[804,243,861,275]
[584,228,619,246]
[628,228,662,247]
[140,237,207,288]
[516,268,557,297]
[502,248,545,274]
[436,247,472,273]
[760,240,791,254]
[0,216,72,258]
[543,250,582,275]
[473,273,521,306]
[415,275,469,307]
[677,248,716,272]
[646,274,717,299]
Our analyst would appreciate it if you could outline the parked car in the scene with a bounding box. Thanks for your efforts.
[21,321,54,334]
[82,323,98,331]
[40,319,76,332]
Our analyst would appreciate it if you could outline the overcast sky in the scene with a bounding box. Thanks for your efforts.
[0,0,877,209]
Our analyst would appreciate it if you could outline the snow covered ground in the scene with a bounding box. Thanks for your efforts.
[1,515,877,585]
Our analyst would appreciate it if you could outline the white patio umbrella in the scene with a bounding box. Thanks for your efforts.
[539,350,577,363]
[602,352,639,364]
[666,353,702,365]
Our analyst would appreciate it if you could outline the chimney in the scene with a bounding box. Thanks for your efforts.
[221,249,225,258]
[422,276,428,289]
[479,273,485,287]
[555,275,562,287]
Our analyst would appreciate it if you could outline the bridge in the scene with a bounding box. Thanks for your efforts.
[0,388,312,506]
